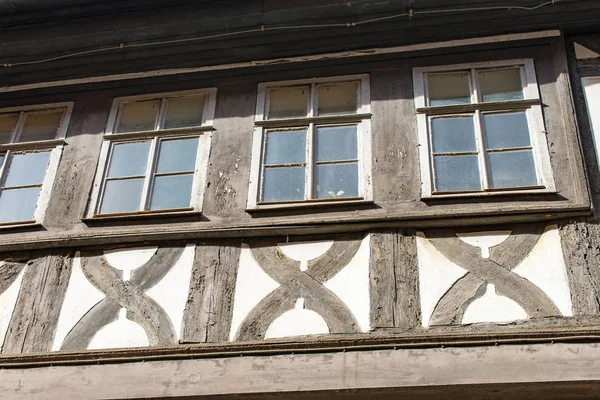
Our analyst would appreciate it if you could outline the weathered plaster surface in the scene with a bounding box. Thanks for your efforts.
[0,263,25,349]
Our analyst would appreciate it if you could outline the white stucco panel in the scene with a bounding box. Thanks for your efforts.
[324,234,371,332]
[146,245,194,341]
[52,253,106,351]
[512,225,573,316]
[462,283,528,324]
[416,233,468,327]
[0,263,26,350]
[229,245,280,341]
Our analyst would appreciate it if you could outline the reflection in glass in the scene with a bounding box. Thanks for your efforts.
[0,114,17,144]
[150,174,193,210]
[268,86,309,119]
[315,125,357,162]
[20,111,62,142]
[315,163,358,199]
[100,178,144,214]
[317,83,358,115]
[488,150,537,188]
[483,112,531,150]
[164,95,206,129]
[118,100,160,132]
[107,142,150,178]
[428,72,471,106]
[0,187,41,222]
[264,130,306,165]
[479,68,524,102]
[262,166,305,202]
[4,152,51,187]
[434,155,481,192]
[156,138,198,173]
[431,117,476,153]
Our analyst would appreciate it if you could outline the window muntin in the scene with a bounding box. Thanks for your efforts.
[249,75,372,207]
[90,90,215,217]
[0,104,71,224]
[414,59,554,197]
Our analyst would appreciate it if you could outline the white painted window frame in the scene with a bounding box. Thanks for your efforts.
[413,59,555,198]
[87,88,217,217]
[247,74,372,209]
[582,76,600,173]
[0,102,73,226]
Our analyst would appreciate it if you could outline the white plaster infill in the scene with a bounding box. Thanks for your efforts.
[0,263,26,349]
[456,231,511,258]
[462,283,527,324]
[265,298,329,339]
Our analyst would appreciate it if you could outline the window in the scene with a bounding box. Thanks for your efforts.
[248,75,372,208]
[88,89,216,217]
[413,59,554,197]
[0,104,72,225]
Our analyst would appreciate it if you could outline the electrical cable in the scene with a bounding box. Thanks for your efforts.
[1,0,560,68]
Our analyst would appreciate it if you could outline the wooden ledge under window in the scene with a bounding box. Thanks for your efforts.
[422,187,558,201]
[0,221,41,231]
[82,208,202,224]
[246,199,375,214]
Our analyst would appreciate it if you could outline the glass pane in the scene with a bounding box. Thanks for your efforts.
[428,72,471,106]
[316,125,357,162]
[264,130,306,165]
[483,112,531,150]
[117,100,160,133]
[149,174,193,210]
[262,166,305,202]
[100,178,144,214]
[431,116,476,153]
[434,155,481,192]
[0,187,41,222]
[317,82,358,115]
[488,150,537,188]
[479,68,524,102]
[267,86,309,119]
[107,142,150,178]
[0,113,17,144]
[156,138,199,173]
[164,95,206,129]
[4,152,51,187]
[0,156,3,169]
[315,163,358,199]
[19,111,62,142]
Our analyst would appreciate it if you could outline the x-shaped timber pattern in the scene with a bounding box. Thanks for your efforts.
[236,235,364,340]
[60,246,185,350]
[424,225,560,326]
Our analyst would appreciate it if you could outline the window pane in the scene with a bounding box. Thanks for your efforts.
[19,111,62,142]
[0,187,41,222]
[483,112,531,150]
[0,156,3,169]
[107,142,150,178]
[164,95,206,129]
[315,125,357,162]
[0,114,17,144]
[431,116,476,153]
[488,150,537,188]
[149,174,193,210]
[156,138,199,174]
[100,178,144,214]
[315,163,358,199]
[4,152,50,187]
[264,130,306,165]
[317,82,358,115]
[267,86,309,119]
[117,100,160,133]
[262,166,305,202]
[428,72,471,106]
[434,155,481,192]
[479,68,524,102]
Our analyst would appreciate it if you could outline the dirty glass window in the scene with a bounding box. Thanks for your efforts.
[253,77,370,206]
[414,61,553,196]
[93,91,215,216]
[0,106,70,224]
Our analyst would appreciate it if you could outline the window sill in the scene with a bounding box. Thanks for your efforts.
[82,209,202,223]
[0,221,41,231]
[422,188,557,200]
[247,199,375,213]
